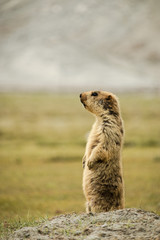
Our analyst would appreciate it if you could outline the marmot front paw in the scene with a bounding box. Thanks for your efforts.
[87,159,98,170]
[87,158,103,170]
[87,160,94,170]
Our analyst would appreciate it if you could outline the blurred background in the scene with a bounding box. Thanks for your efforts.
[0,0,160,230]
[0,0,160,92]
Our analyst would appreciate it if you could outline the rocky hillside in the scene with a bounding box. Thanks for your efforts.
[0,0,160,92]
[8,209,160,240]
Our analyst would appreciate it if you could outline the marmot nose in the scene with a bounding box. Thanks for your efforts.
[80,93,82,98]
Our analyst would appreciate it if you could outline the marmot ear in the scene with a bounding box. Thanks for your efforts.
[106,95,112,101]
[103,95,112,110]
[103,98,109,110]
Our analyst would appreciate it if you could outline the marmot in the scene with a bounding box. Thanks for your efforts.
[80,91,125,213]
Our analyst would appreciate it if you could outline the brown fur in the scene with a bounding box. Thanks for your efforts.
[80,91,125,213]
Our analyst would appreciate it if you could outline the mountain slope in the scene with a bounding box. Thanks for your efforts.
[0,0,160,92]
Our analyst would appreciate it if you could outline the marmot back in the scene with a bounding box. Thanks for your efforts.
[80,91,125,213]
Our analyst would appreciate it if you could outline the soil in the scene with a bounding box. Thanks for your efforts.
[9,208,160,240]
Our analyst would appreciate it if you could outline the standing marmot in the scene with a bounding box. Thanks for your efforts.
[80,91,125,213]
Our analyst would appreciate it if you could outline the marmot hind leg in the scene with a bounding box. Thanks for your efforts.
[86,202,92,214]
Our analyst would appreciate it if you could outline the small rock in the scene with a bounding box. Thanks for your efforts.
[73,231,81,236]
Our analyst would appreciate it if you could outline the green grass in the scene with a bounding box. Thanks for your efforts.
[0,93,160,237]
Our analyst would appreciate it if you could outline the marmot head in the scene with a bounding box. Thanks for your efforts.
[80,91,120,117]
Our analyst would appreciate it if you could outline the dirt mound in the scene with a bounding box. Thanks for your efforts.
[9,208,160,240]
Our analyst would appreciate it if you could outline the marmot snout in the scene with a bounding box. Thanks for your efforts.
[80,90,125,213]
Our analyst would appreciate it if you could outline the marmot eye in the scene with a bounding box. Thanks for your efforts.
[91,92,98,97]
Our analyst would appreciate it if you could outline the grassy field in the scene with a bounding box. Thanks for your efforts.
[0,93,160,236]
